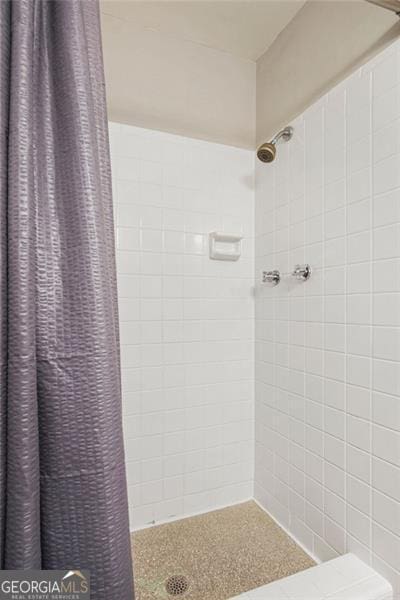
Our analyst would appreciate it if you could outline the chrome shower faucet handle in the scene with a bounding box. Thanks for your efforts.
[292,264,312,281]
[262,270,281,286]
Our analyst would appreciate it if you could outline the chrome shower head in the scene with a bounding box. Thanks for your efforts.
[256,126,293,163]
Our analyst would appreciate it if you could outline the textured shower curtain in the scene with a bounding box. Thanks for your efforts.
[0,1,134,598]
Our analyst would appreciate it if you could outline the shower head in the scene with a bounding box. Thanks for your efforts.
[256,126,293,163]
[257,142,276,163]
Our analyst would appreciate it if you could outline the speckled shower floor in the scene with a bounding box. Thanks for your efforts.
[131,500,315,600]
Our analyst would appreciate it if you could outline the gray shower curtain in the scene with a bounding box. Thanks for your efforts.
[0,1,134,598]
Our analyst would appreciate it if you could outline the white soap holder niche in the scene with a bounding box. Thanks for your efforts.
[209,232,242,261]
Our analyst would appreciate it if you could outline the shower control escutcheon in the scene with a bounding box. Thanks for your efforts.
[262,270,280,286]
[292,264,312,281]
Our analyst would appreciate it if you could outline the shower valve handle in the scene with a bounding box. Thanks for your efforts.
[292,264,312,281]
[262,270,281,286]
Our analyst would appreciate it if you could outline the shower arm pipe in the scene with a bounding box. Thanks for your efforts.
[271,126,293,145]
[366,0,400,15]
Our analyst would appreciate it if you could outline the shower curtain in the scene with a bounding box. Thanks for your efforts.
[0,1,134,598]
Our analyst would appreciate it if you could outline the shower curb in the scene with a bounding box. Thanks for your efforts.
[229,553,393,599]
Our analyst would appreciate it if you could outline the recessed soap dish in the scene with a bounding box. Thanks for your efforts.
[209,232,242,261]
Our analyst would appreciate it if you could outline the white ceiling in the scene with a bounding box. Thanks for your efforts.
[100,0,306,62]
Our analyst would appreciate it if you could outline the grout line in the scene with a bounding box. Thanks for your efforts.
[369,64,374,566]
[253,498,322,565]
[130,497,254,533]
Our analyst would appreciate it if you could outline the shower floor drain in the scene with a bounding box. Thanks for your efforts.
[165,575,189,596]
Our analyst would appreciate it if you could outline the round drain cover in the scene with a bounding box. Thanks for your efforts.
[165,575,189,596]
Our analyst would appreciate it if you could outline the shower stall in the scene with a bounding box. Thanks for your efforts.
[110,32,400,599]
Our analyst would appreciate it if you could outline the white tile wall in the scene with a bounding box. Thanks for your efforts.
[254,40,400,598]
[109,122,255,530]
